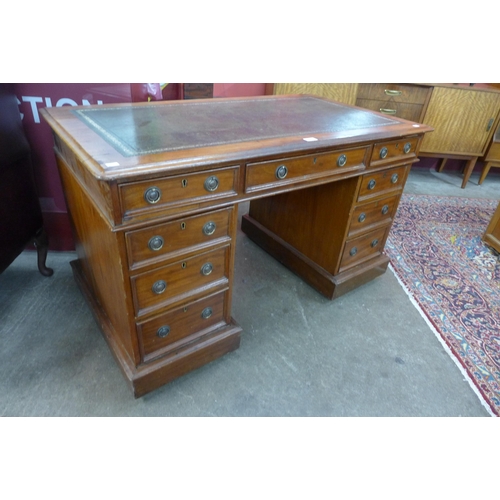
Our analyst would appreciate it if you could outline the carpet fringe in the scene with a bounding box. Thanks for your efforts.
[388,263,496,417]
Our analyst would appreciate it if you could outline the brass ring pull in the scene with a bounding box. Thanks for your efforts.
[380,108,397,115]
[350,247,357,256]
[201,307,213,319]
[204,176,219,192]
[148,235,164,252]
[201,263,213,276]
[381,205,389,215]
[337,154,347,167]
[368,179,376,190]
[404,142,411,154]
[358,213,366,223]
[384,89,402,96]
[152,280,167,294]
[202,221,216,236]
[391,173,399,184]
[144,186,161,204]
[157,325,170,338]
[371,239,379,247]
[276,165,288,179]
[379,147,388,159]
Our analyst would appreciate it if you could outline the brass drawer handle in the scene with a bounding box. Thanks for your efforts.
[384,89,402,96]
[391,173,399,184]
[349,247,357,256]
[152,280,167,294]
[379,147,388,159]
[156,325,170,338]
[368,179,376,190]
[276,165,288,179]
[201,262,213,276]
[404,142,411,154]
[201,307,213,319]
[337,154,347,167]
[202,221,216,236]
[380,108,397,115]
[358,213,366,223]
[371,239,379,247]
[144,186,162,204]
[381,205,389,215]
[148,235,164,252]
[204,176,219,192]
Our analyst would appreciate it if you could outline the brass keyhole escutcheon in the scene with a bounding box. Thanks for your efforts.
[181,178,188,188]
[180,222,186,230]
[181,262,187,269]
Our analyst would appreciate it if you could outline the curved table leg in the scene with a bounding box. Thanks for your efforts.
[34,227,54,277]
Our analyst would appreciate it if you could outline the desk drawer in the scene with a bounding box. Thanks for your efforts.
[131,245,230,316]
[348,194,399,237]
[126,208,232,269]
[357,165,407,202]
[357,83,430,105]
[339,226,389,272]
[120,166,239,220]
[137,291,227,361]
[245,147,369,193]
[370,137,420,166]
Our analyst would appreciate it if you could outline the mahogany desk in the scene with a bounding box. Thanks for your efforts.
[41,95,432,397]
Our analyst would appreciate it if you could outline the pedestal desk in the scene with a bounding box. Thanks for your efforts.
[41,95,432,397]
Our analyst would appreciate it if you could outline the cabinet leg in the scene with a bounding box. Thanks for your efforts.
[461,157,477,188]
[436,158,448,172]
[34,227,54,277]
[479,162,493,185]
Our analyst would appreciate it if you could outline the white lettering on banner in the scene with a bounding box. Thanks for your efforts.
[19,96,104,123]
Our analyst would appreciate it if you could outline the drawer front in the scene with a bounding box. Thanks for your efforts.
[131,245,230,316]
[358,165,408,202]
[137,291,226,360]
[245,147,369,193]
[120,166,239,219]
[348,194,399,237]
[340,226,389,272]
[126,208,232,269]
[357,83,430,105]
[356,99,424,123]
[370,137,420,167]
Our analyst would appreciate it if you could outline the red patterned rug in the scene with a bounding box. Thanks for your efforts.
[385,194,500,417]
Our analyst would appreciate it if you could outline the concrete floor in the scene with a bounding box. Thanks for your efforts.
[1,167,499,416]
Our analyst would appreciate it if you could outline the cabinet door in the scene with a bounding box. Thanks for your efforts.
[273,83,359,105]
[420,87,500,156]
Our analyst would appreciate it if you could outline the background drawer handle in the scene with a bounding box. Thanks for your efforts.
[201,262,213,276]
[368,179,376,190]
[391,173,399,184]
[201,307,213,319]
[371,239,379,247]
[144,186,162,204]
[380,108,397,115]
[204,176,219,192]
[203,221,216,236]
[379,147,388,159]
[156,325,170,338]
[276,165,288,179]
[358,213,366,223]
[337,154,347,167]
[384,89,402,96]
[404,142,411,154]
[148,235,164,251]
[349,247,357,256]
[152,280,167,294]
[381,205,389,215]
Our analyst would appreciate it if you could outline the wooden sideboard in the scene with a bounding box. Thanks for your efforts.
[272,83,500,188]
[41,95,432,397]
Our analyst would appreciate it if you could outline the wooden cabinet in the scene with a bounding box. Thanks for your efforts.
[271,83,500,188]
[272,83,359,105]
[41,95,431,397]
[483,200,500,253]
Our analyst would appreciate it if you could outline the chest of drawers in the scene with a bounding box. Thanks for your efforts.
[41,95,432,397]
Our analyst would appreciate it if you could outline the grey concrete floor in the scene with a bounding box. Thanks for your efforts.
[1,167,499,416]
